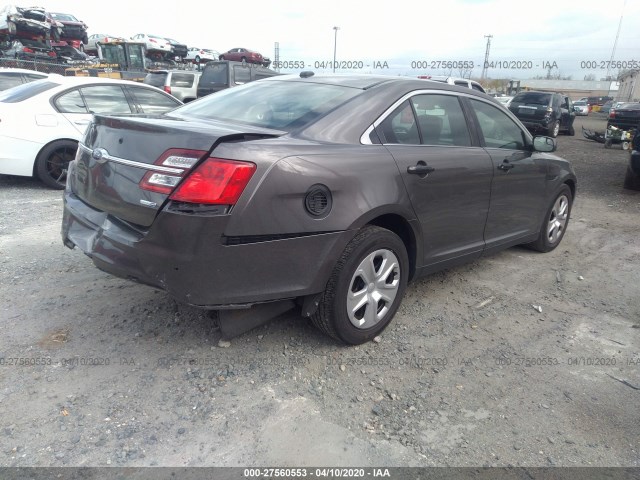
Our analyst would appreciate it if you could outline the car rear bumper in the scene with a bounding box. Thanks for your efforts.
[61,182,351,308]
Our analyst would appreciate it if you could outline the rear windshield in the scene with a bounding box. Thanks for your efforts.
[144,73,167,88]
[172,80,361,131]
[0,79,59,103]
[574,101,586,106]
[200,64,228,85]
[511,93,551,106]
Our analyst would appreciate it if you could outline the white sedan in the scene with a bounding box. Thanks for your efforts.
[0,76,182,189]
[185,47,219,64]
[130,33,172,53]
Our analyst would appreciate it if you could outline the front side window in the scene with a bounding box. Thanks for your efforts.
[469,99,528,150]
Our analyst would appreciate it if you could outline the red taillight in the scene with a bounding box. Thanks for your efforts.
[609,109,615,119]
[48,51,57,57]
[22,47,34,53]
[169,158,256,205]
[139,149,207,195]
[150,38,157,43]
[163,85,171,94]
[104,37,109,42]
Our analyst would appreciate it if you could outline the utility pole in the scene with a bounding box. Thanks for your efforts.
[274,42,280,72]
[481,34,492,80]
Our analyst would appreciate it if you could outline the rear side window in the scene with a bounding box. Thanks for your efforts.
[55,89,87,113]
[379,94,471,146]
[80,85,132,114]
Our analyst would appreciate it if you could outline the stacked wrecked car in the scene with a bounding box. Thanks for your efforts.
[0,5,89,65]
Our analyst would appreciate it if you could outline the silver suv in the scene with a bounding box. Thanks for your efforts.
[143,70,201,103]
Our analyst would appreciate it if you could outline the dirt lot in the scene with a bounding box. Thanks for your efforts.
[0,114,638,468]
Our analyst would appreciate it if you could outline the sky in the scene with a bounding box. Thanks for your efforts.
[32,0,640,80]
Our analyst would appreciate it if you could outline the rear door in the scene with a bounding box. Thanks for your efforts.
[55,84,135,135]
[375,92,493,268]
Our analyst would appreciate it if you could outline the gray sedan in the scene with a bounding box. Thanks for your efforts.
[62,74,576,344]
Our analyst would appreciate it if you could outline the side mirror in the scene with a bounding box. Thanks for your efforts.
[533,136,557,152]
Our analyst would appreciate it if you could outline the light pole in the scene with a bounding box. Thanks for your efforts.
[333,26,339,73]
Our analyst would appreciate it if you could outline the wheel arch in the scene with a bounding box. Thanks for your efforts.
[367,213,419,281]
[345,206,420,282]
[32,138,79,177]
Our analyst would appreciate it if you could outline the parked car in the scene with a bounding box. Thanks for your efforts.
[164,38,188,60]
[573,100,589,116]
[186,47,218,64]
[143,70,201,102]
[196,60,279,97]
[607,102,640,131]
[130,33,172,53]
[61,73,576,344]
[0,67,48,90]
[599,100,614,114]
[0,38,57,62]
[219,47,267,65]
[418,75,486,93]
[508,91,575,137]
[0,76,182,189]
[49,12,88,46]
[625,131,640,190]
[85,34,125,53]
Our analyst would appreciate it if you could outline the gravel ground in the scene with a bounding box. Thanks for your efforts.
[0,113,638,468]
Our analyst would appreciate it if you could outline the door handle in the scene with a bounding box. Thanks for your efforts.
[497,160,514,171]
[407,162,435,176]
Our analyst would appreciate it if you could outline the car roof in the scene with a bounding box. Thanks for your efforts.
[0,68,49,76]
[259,73,490,95]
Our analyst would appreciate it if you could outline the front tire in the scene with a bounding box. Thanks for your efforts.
[526,185,572,252]
[549,120,560,138]
[311,226,409,345]
[35,140,77,189]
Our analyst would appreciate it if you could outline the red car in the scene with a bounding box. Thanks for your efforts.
[219,47,267,65]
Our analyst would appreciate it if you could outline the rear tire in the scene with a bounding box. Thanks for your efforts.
[623,165,640,190]
[35,140,77,190]
[218,55,224,60]
[311,226,409,345]
[526,185,572,253]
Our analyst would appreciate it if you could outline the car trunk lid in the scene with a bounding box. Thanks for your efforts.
[70,114,282,227]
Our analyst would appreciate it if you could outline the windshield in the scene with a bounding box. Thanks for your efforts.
[0,79,59,103]
[51,13,78,21]
[172,80,361,131]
